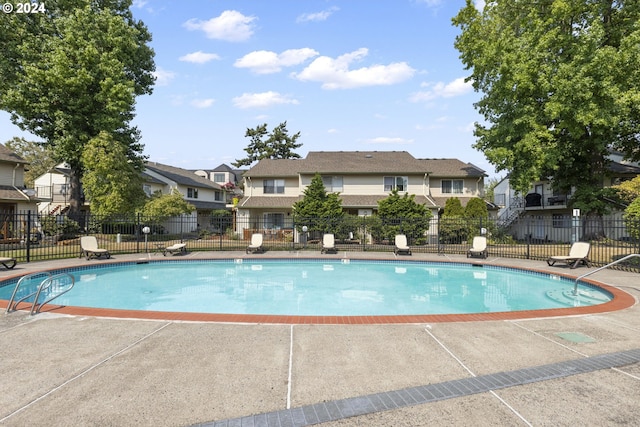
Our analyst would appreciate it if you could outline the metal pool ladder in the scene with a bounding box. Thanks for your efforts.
[6,272,76,315]
[573,253,640,295]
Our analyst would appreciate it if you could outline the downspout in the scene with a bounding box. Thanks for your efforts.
[240,176,252,207]
[423,173,436,207]
[13,164,31,201]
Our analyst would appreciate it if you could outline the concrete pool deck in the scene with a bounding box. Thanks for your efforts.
[1,251,639,426]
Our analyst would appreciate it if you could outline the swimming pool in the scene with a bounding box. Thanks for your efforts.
[0,259,621,323]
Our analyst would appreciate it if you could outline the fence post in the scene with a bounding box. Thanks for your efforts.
[362,215,367,252]
[26,210,31,263]
[136,213,141,253]
[526,216,531,259]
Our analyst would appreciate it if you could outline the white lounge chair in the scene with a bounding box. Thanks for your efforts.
[0,256,16,269]
[547,242,591,269]
[246,234,264,254]
[80,236,111,260]
[467,236,488,259]
[163,243,187,256]
[394,234,412,255]
[321,233,337,254]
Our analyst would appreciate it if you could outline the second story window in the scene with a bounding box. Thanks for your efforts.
[143,184,152,197]
[187,187,198,199]
[213,173,226,183]
[442,180,463,194]
[214,191,223,201]
[263,179,285,194]
[322,176,343,192]
[384,176,408,192]
[442,179,464,194]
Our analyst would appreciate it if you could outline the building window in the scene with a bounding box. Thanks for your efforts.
[383,176,408,192]
[213,173,226,183]
[214,191,223,201]
[552,214,571,228]
[263,179,285,194]
[442,180,463,194]
[143,184,151,197]
[263,212,284,229]
[322,176,343,192]
[187,188,198,199]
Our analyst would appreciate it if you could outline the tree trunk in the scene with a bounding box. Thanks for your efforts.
[582,214,605,240]
[68,167,83,221]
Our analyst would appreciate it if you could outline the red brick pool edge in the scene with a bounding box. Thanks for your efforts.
[1,259,636,324]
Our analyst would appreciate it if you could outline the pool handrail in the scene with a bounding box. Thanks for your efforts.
[573,254,640,295]
[30,273,75,315]
[5,272,52,313]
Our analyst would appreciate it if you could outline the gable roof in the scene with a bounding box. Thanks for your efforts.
[145,162,222,190]
[0,144,28,164]
[243,151,484,177]
[418,159,487,177]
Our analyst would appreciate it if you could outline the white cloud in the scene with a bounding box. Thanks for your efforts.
[179,51,221,64]
[327,128,339,134]
[474,0,486,11]
[232,91,299,109]
[234,48,318,74]
[292,48,415,90]
[362,137,414,145]
[409,77,473,102]
[296,6,340,23]
[184,10,257,42]
[152,67,175,86]
[416,0,443,6]
[132,0,148,8]
[191,99,215,108]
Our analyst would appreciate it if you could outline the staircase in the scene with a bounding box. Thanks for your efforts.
[497,196,524,228]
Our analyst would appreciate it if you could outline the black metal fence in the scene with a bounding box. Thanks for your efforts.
[1,211,639,271]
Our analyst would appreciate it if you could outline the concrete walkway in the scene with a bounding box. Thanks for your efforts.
[0,253,638,426]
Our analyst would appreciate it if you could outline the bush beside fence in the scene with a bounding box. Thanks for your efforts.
[1,211,638,272]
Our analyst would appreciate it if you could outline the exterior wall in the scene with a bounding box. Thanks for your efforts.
[0,162,25,187]
[162,212,198,234]
[298,174,430,197]
[429,177,483,198]
[244,177,299,197]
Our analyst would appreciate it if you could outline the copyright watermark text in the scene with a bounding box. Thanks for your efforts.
[2,2,46,14]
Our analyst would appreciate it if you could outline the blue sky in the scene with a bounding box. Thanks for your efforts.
[1,0,495,176]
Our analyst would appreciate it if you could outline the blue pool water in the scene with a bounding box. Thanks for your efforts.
[0,260,612,316]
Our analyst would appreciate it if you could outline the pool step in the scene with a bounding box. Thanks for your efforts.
[546,289,611,307]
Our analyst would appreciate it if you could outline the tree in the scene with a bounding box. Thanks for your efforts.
[372,189,432,244]
[453,1,640,210]
[439,197,466,244]
[613,176,640,205]
[464,197,489,218]
[292,173,343,234]
[4,137,57,188]
[140,190,195,220]
[623,198,640,240]
[0,1,155,217]
[464,197,490,239]
[232,122,302,167]
[81,131,146,216]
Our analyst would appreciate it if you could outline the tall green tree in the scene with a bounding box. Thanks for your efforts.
[439,197,466,244]
[292,173,343,234]
[81,131,146,215]
[232,122,302,167]
[4,137,57,188]
[453,1,640,211]
[0,0,155,217]
[141,190,195,220]
[373,189,432,244]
